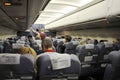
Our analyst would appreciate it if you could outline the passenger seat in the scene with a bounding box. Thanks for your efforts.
[103,51,120,80]
[36,53,81,80]
[0,53,35,80]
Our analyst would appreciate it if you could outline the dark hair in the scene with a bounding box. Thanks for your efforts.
[65,35,72,42]
[94,39,98,45]
[36,29,39,32]
[100,40,108,43]
[61,36,65,39]
[28,35,32,38]
[116,38,120,42]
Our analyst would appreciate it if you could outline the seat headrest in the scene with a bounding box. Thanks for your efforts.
[35,40,42,45]
[16,40,25,44]
[37,53,71,70]
[104,42,113,48]
[48,53,71,70]
[65,42,73,48]
[76,45,84,51]
[85,44,94,49]
[12,43,24,49]
[97,42,104,49]
[0,54,20,64]
[0,41,3,45]
[87,40,94,44]
[72,41,79,45]
[57,39,64,44]
[37,53,81,76]
[21,36,26,40]
[109,51,120,67]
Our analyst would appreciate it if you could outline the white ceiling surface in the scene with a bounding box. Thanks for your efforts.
[34,0,94,24]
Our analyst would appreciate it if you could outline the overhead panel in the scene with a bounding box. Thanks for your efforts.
[35,0,94,24]
[0,0,50,31]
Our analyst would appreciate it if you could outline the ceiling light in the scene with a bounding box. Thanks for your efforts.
[34,0,95,25]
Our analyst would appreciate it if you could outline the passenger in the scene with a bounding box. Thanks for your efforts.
[41,37,55,52]
[113,38,120,50]
[57,36,65,53]
[63,35,72,53]
[64,35,72,44]
[94,39,98,45]
[28,35,34,46]
[40,32,46,40]
[115,38,120,44]
[20,46,37,75]
[99,40,108,43]
[31,28,41,39]
[20,46,37,60]
[86,38,91,44]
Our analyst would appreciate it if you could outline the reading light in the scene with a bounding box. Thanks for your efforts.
[4,2,12,6]
[15,17,19,20]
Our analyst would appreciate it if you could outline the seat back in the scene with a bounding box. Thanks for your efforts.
[87,40,94,44]
[56,41,65,53]
[97,42,113,68]
[97,42,106,67]
[77,44,98,64]
[65,41,79,54]
[0,53,35,80]
[113,43,120,50]
[103,64,113,80]
[31,44,39,52]
[103,51,120,80]
[0,41,4,53]
[3,40,13,53]
[53,40,58,49]
[76,44,99,76]
[109,51,120,80]
[36,53,81,80]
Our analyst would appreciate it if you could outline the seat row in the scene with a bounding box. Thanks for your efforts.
[0,53,81,80]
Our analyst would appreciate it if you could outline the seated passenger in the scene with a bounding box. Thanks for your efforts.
[41,37,55,53]
[19,46,37,75]
[20,46,37,60]
[28,35,35,45]
[36,37,81,80]
[113,38,120,50]
[64,35,72,44]
[94,39,98,45]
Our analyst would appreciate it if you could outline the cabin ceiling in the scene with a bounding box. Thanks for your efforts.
[0,0,49,31]
[35,0,96,24]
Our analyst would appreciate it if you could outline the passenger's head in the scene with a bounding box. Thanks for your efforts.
[65,35,72,42]
[36,29,39,32]
[42,37,53,52]
[113,38,120,43]
[116,38,120,42]
[40,32,46,40]
[61,36,65,39]
[20,46,37,59]
[94,39,98,45]
[28,35,32,39]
